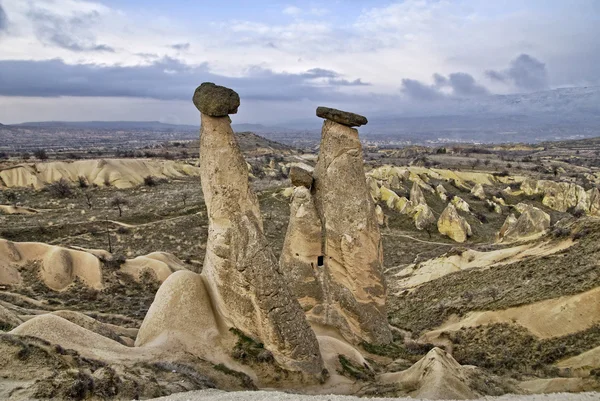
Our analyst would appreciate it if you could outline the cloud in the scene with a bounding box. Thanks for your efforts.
[402,72,488,100]
[27,7,114,52]
[0,4,7,32]
[401,79,443,101]
[447,73,488,96]
[0,58,370,101]
[170,43,191,51]
[486,54,548,91]
[283,6,302,16]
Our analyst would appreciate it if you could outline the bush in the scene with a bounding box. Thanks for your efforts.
[77,176,89,188]
[143,175,157,186]
[47,178,73,198]
[34,149,49,160]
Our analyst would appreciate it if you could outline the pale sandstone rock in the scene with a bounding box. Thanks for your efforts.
[199,108,323,375]
[410,181,427,206]
[304,118,392,345]
[485,199,502,214]
[470,183,486,200]
[588,187,600,216]
[413,203,436,231]
[521,179,589,213]
[280,187,325,314]
[498,204,550,243]
[437,204,472,243]
[451,196,471,213]
[380,186,399,209]
[436,184,448,201]
[379,348,479,400]
[375,205,385,226]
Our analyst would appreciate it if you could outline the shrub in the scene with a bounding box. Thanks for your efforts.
[34,149,49,160]
[109,196,129,217]
[47,178,73,198]
[143,175,157,186]
[77,176,89,188]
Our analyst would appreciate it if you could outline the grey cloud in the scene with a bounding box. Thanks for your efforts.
[0,58,370,101]
[486,54,548,91]
[403,72,488,100]
[171,43,190,51]
[401,79,443,101]
[485,69,506,82]
[433,73,448,88]
[447,72,488,96]
[0,4,7,32]
[27,8,114,52]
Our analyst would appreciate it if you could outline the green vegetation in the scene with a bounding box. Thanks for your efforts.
[450,323,600,377]
[337,355,374,381]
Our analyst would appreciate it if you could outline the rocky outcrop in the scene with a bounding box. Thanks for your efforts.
[451,196,470,213]
[470,183,486,200]
[410,181,427,206]
[485,199,502,214]
[379,348,479,400]
[521,179,589,213]
[589,187,600,216]
[195,84,323,375]
[281,110,392,346]
[497,204,550,243]
[413,203,436,231]
[437,204,472,243]
[289,166,313,188]
[436,184,448,201]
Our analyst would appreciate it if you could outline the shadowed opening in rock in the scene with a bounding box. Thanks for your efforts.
[317,256,324,267]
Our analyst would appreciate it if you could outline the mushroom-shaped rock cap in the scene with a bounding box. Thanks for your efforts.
[193,82,240,117]
[316,106,368,127]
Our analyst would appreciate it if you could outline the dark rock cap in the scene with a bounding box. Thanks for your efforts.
[289,166,313,188]
[193,82,240,117]
[316,106,368,127]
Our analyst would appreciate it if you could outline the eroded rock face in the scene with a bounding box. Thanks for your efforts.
[437,204,472,243]
[497,204,550,243]
[199,101,323,375]
[471,183,486,200]
[410,181,427,206]
[284,117,391,345]
[521,179,589,213]
[589,187,600,216]
[413,203,435,231]
[289,166,313,188]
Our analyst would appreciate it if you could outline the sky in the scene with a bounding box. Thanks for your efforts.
[0,0,598,125]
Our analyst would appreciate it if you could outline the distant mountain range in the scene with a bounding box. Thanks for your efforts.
[3,86,599,144]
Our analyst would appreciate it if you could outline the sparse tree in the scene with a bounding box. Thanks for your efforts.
[4,190,17,206]
[77,176,89,188]
[21,152,31,160]
[83,192,93,209]
[110,195,129,217]
[181,191,189,207]
[47,178,73,198]
[34,149,49,160]
[484,159,491,166]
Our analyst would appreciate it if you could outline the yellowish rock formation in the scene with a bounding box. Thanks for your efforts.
[437,204,472,243]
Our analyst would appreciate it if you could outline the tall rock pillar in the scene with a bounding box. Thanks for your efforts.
[281,106,392,345]
[193,83,323,376]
